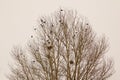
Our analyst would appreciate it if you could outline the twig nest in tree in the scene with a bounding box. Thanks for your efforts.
[70,60,74,64]
[47,45,53,50]
[31,35,33,38]
[51,24,54,27]
[46,40,53,50]
[41,19,43,22]
[43,21,46,23]
[34,28,36,30]
[86,23,89,25]
[72,34,75,39]
[59,20,61,23]
[33,60,35,62]
[41,19,46,23]
[50,30,53,34]
[60,9,63,11]
[47,40,51,44]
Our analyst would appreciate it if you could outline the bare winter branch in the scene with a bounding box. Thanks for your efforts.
[8,9,114,80]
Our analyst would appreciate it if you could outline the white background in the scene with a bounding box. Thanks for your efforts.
[0,0,120,80]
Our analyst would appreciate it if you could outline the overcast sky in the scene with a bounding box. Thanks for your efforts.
[0,0,120,80]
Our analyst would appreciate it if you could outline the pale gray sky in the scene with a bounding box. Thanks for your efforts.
[0,0,120,80]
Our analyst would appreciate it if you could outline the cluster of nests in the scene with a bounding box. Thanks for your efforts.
[46,40,53,50]
[45,40,74,65]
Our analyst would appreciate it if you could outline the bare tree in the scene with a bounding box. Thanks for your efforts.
[8,9,114,80]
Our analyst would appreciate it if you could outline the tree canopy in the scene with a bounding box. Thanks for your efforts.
[8,9,114,80]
